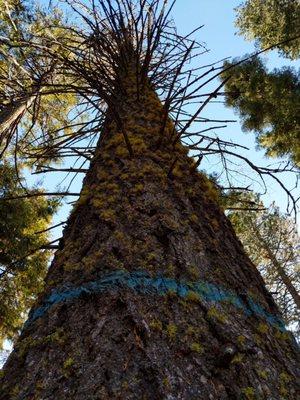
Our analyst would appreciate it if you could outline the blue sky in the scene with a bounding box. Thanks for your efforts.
[171,1,299,209]
[30,0,299,238]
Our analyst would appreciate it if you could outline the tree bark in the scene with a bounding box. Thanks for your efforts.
[0,75,299,400]
[0,95,36,132]
[0,94,36,154]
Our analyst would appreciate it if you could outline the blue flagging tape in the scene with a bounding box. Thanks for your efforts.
[24,270,286,331]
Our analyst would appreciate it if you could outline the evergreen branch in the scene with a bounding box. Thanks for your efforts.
[34,221,67,235]
[1,192,80,201]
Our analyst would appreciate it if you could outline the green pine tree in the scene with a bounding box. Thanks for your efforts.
[224,191,300,338]
[0,161,58,347]
[235,0,300,60]
[222,58,300,166]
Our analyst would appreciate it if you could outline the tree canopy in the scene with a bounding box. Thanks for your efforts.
[0,161,58,347]
[222,1,300,168]
[0,0,297,209]
[0,0,80,163]
[0,0,72,347]
[235,0,300,60]
[222,58,300,166]
[225,191,300,338]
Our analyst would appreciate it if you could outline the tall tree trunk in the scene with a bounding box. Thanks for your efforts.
[0,94,36,155]
[1,74,299,400]
[253,226,300,311]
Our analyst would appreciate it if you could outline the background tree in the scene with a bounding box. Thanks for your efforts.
[235,0,300,60]
[222,58,300,166]
[222,0,300,168]
[0,160,58,348]
[0,0,72,350]
[0,0,81,162]
[225,191,300,339]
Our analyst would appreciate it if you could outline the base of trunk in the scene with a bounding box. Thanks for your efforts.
[1,275,299,399]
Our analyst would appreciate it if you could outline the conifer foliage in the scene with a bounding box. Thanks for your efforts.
[235,0,300,60]
[0,161,58,348]
[222,58,300,167]
[223,1,300,168]
[225,191,300,338]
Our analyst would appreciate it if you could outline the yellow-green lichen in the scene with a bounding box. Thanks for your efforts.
[35,380,45,391]
[190,342,203,354]
[189,214,198,223]
[257,369,269,380]
[10,385,20,398]
[149,320,163,332]
[62,357,75,378]
[99,209,116,222]
[171,165,183,179]
[274,329,290,341]
[115,145,130,158]
[146,253,157,262]
[279,372,292,397]
[186,187,197,197]
[160,215,180,231]
[76,188,90,206]
[207,306,228,324]
[128,136,148,154]
[63,357,74,369]
[253,333,263,346]
[17,328,66,359]
[186,326,201,337]
[130,183,144,194]
[186,291,201,303]
[166,324,177,340]
[237,335,246,346]
[199,173,220,203]
[241,387,256,400]
[257,323,268,335]
[48,328,67,346]
[231,353,244,364]
[162,377,171,388]
[166,289,177,299]
[166,263,175,277]
[187,265,200,280]
[63,261,81,272]
[114,230,126,241]
[122,380,129,390]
